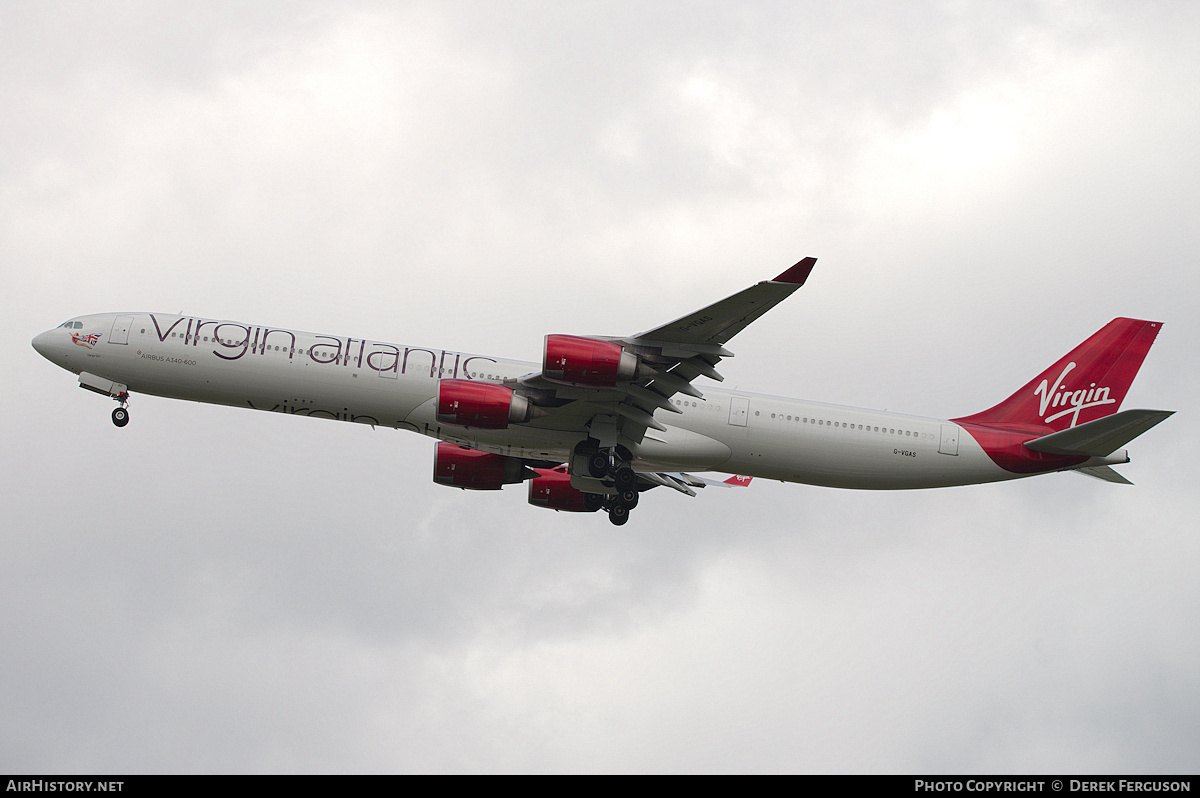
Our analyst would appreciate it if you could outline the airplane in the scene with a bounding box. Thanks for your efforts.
[31,258,1173,525]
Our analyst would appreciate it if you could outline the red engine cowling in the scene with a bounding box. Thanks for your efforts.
[433,442,531,490]
[437,379,532,429]
[527,468,602,512]
[543,335,639,387]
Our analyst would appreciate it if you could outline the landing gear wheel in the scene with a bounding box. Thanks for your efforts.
[587,451,609,478]
[607,503,629,526]
[617,488,639,509]
[583,492,605,512]
[613,466,637,491]
[111,407,129,427]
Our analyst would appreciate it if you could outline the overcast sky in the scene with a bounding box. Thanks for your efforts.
[3,0,1198,774]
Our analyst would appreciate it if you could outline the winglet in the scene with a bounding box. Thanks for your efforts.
[724,475,752,486]
[772,257,817,285]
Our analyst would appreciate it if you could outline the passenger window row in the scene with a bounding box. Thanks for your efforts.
[755,409,928,438]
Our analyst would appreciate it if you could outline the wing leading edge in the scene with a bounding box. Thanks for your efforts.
[629,257,816,350]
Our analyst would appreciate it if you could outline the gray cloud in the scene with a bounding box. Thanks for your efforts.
[3,0,1197,773]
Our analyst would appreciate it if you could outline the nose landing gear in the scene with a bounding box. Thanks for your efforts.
[77,374,130,428]
[110,391,130,427]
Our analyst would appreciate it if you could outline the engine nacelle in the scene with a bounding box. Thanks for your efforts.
[543,334,640,387]
[437,379,532,429]
[527,468,603,512]
[433,442,531,490]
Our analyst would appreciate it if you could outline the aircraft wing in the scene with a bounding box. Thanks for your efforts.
[625,471,752,496]
[629,257,817,348]
[518,258,816,451]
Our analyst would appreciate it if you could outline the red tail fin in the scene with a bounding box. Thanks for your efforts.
[952,318,1163,432]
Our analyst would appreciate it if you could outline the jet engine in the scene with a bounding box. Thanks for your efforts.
[437,379,533,429]
[542,334,640,387]
[527,468,604,512]
[433,442,534,490]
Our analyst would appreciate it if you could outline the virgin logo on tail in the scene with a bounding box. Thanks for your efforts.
[1034,361,1115,427]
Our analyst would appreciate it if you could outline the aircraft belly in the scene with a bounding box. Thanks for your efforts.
[633,425,732,471]
[726,434,1011,489]
[777,428,1012,488]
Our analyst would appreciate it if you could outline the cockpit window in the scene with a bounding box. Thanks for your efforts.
[74,322,83,329]
[60,321,83,328]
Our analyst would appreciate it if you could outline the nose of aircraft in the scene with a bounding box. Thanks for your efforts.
[31,329,54,359]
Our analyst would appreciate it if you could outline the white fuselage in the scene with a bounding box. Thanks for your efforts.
[34,312,1018,489]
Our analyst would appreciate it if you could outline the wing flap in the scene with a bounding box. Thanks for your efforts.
[637,471,699,497]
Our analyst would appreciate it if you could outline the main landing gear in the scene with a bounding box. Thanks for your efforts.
[579,443,642,526]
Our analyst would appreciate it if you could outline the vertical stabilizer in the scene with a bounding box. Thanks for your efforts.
[953,318,1162,432]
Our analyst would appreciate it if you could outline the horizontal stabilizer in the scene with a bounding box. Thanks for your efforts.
[1073,466,1135,485]
[1024,409,1174,456]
